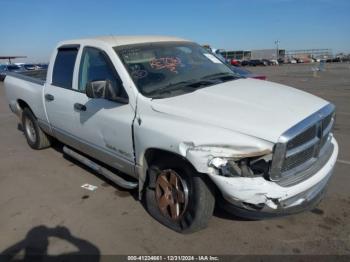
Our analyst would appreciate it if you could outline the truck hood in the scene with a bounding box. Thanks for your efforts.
[150,79,329,142]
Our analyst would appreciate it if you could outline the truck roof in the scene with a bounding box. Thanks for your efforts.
[58,35,191,48]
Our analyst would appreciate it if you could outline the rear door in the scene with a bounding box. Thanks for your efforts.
[44,45,80,143]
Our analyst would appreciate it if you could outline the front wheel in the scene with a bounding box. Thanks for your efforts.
[144,157,215,233]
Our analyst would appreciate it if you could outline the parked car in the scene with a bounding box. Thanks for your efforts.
[36,63,49,70]
[241,59,265,66]
[277,58,284,64]
[0,64,23,81]
[269,59,279,65]
[0,65,6,80]
[241,60,249,66]
[230,59,241,66]
[262,59,273,66]
[4,36,338,233]
[252,59,266,66]
[23,64,38,70]
[327,58,341,63]
[295,58,304,63]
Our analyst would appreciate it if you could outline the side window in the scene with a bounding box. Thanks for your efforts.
[52,47,78,89]
[78,47,127,99]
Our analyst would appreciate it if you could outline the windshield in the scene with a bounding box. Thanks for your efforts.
[115,42,239,98]
[230,66,251,76]
[212,51,228,64]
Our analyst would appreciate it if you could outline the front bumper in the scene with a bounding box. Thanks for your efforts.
[209,138,338,218]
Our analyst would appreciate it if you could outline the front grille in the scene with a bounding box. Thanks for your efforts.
[286,125,317,150]
[270,104,335,182]
[322,114,332,131]
[281,146,315,172]
[320,130,331,149]
[277,143,334,187]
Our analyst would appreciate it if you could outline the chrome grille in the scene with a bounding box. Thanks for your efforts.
[286,125,317,150]
[322,114,332,131]
[320,129,331,149]
[281,146,315,172]
[270,104,335,182]
[277,143,334,187]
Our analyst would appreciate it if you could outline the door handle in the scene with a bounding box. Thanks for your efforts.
[45,94,54,101]
[74,103,87,111]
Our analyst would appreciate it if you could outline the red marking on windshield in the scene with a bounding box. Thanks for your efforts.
[150,57,181,73]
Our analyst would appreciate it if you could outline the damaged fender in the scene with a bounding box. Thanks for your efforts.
[178,138,338,210]
[178,141,272,173]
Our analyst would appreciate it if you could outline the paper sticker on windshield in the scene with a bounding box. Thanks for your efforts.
[204,53,222,64]
[150,57,181,73]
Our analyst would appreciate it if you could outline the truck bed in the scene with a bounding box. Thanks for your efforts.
[5,70,48,123]
[8,69,47,85]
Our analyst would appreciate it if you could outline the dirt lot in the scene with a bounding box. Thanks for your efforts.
[0,63,349,256]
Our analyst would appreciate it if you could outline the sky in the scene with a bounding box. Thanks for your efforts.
[1,0,350,62]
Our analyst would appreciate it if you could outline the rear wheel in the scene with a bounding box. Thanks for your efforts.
[144,157,215,233]
[22,108,51,150]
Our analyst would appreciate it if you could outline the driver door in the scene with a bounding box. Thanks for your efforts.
[70,46,136,175]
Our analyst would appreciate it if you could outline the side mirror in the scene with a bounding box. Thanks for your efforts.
[86,80,129,104]
[86,80,109,99]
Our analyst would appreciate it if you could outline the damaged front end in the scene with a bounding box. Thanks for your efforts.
[179,138,338,218]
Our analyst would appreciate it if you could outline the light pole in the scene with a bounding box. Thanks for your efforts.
[275,40,280,60]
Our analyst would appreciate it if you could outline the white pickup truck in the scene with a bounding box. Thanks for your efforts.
[4,36,338,233]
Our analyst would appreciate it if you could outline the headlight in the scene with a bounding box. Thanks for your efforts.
[209,156,271,178]
[209,157,229,169]
[209,157,241,177]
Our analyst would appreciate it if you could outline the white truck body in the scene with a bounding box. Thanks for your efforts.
[4,36,338,231]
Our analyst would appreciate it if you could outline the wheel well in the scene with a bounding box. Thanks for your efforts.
[144,148,189,167]
[142,148,220,197]
[17,99,36,118]
[17,99,30,110]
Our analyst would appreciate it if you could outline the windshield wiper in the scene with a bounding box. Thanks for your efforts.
[201,72,238,81]
[147,79,218,98]
[146,80,197,96]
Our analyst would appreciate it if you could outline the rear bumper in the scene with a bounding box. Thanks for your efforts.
[209,138,338,218]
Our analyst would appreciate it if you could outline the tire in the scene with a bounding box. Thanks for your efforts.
[143,156,215,233]
[22,108,51,150]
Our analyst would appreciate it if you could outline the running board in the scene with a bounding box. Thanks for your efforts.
[63,146,138,189]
